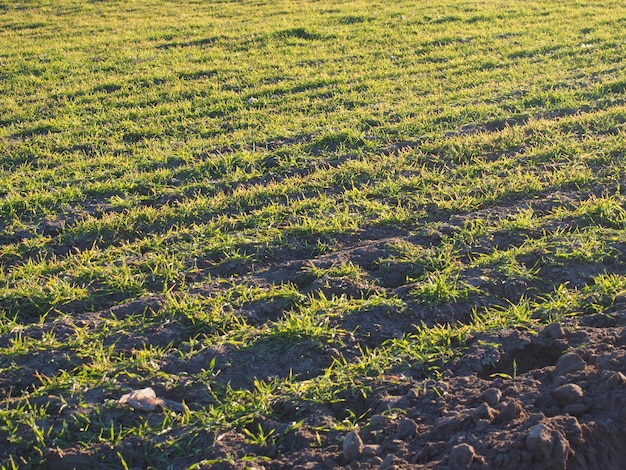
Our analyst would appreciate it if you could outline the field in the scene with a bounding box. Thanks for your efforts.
[2,0,626,468]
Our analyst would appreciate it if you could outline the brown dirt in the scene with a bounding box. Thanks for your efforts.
[5,189,626,468]
[198,311,626,469]
[7,273,626,469]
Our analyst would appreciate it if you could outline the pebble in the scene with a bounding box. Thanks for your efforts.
[526,423,553,461]
[343,430,364,462]
[395,418,418,440]
[448,443,476,468]
[118,387,164,412]
[482,388,502,406]
[555,352,585,376]
[551,383,584,406]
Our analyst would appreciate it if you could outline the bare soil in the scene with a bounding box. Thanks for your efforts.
[5,191,626,469]
[267,311,626,470]
[31,308,626,469]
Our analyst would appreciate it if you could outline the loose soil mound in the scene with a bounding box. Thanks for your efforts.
[203,311,626,469]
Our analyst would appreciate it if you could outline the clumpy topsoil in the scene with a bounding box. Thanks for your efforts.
[34,225,626,469]
[32,298,626,469]
[207,311,626,469]
[9,202,626,469]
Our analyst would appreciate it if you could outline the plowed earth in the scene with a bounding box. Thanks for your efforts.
[180,313,626,469]
[29,297,626,470]
[6,205,626,469]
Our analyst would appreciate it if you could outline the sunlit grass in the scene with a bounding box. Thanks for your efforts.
[2,0,626,466]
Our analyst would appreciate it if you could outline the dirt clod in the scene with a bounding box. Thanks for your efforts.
[526,423,554,461]
[369,414,387,429]
[543,322,565,339]
[473,402,496,421]
[555,352,586,376]
[448,443,477,468]
[343,430,364,462]
[551,383,584,406]
[481,387,502,406]
[363,445,378,457]
[496,399,525,423]
[602,370,626,389]
[395,418,418,440]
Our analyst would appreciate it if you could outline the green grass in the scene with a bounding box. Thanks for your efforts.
[2,0,626,467]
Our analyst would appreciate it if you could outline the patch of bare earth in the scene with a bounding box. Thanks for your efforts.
[206,311,626,469]
[5,188,626,468]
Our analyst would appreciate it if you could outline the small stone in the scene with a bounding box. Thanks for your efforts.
[343,430,364,462]
[481,388,502,406]
[551,383,584,406]
[526,423,553,461]
[448,443,476,469]
[543,322,564,339]
[118,387,163,412]
[395,418,418,440]
[473,402,496,421]
[555,352,585,376]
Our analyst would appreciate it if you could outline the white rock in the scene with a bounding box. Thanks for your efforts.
[118,387,162,411]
